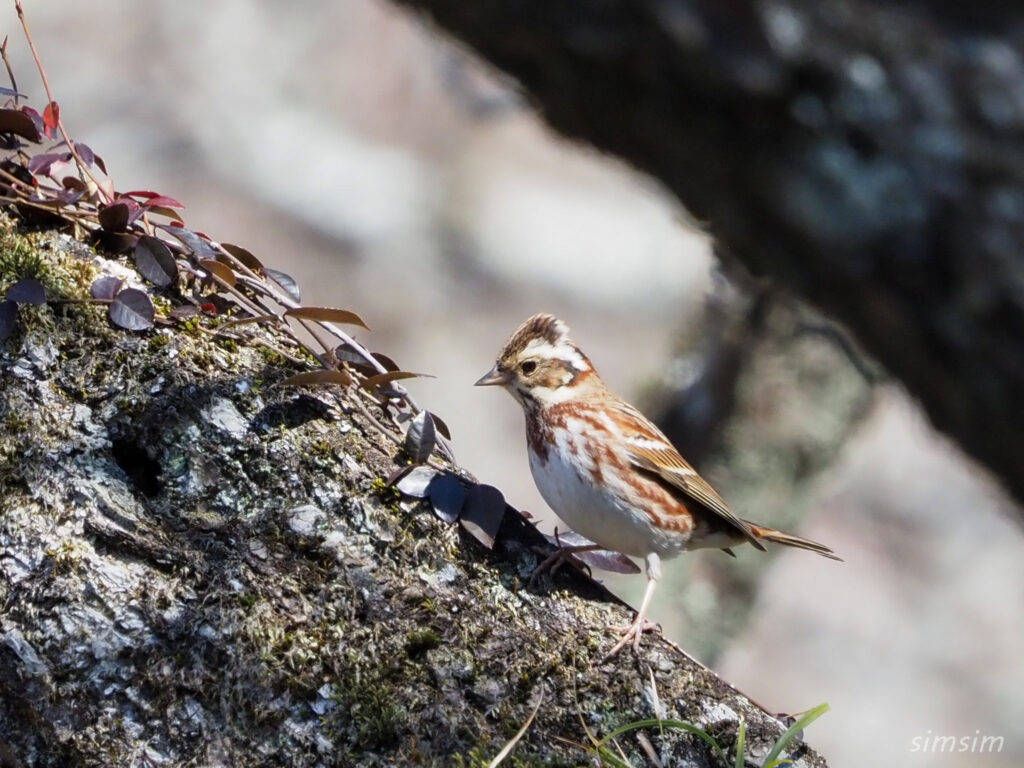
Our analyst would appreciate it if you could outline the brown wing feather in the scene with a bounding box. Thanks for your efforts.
[609,402,766,550]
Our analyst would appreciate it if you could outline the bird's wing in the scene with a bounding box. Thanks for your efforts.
[610,402,765,550]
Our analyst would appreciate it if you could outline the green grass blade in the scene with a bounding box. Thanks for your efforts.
[763,703,830,765]
[733,717,746,768]
[597,718,724,761]
[595,744,633,768]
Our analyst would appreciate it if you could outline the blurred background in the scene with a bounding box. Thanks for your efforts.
[8,1,1021,765]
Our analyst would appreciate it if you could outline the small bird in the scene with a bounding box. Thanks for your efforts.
[476,313,840,659]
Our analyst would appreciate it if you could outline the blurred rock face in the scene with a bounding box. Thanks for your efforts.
[721,392,1024,768]
[9,2,1022,767]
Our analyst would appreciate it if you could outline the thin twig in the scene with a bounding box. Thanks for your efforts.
[225,250,455,463]
[0,35,21,104]
[14,0,112,203]
[349,392,403,447]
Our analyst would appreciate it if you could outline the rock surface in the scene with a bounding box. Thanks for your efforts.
[0,220,829,765]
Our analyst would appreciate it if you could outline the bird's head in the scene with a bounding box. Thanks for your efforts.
[475,313,597,409]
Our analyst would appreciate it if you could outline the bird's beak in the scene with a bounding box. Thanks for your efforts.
[474,365,509,387]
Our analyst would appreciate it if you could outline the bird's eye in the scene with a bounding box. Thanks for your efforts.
[520,360,537,375]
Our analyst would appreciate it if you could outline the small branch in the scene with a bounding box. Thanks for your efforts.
[0,35,20,104]
[14,0,112,203]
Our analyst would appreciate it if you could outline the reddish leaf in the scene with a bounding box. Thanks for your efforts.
[219,243,263,272]
[74,142,95,168]
[123,190,184,208]
[263,267,301,302]
[279,369,353,388]
[147,196,183,209]
[56,187,85,206]
[90,276,123,301]
[201,302,218,315]
[0,108,41,142]
[94,230,139,254]
[199,258,237,287]
[361,371,432,391]
[134,236,178,287]
[157,225,217,258]
[404,411,436,464]
[146,205,184,223]
[42,101,59,132]
[390,465,439,498]
[372,352,400,372]
[284,306,370,330]
[27,152,72,177]
[541,530,641,574]
[331,345,399,376]
[0,300,17,341]
[459,484,506,549]
[98,202,130,232]
[5,278,46,304]
[574,549,642,575]
[428,472,466,524]
[20,106,44,138]
[427,411,452,440]
[109,288,154,331]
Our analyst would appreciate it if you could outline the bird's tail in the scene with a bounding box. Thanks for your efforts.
[746,523,842,561]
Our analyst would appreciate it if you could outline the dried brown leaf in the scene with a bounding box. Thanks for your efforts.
[280,369,353,388]
[199,258,237,287]
[361,371,432,391]
[284,306,370,330]
[220,243,264,272]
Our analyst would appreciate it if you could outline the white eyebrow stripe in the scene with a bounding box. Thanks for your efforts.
[520,339,591,373]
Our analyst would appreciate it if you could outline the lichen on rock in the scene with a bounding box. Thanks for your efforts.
[0,216,829,766]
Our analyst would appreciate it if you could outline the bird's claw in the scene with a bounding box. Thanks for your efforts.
[600,617,662,662]
[528,545,590,587]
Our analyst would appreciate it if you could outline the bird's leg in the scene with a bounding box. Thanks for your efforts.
[602,553,662,661]
[529,528,601,586]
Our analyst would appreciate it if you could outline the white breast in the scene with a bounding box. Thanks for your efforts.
[527,418,687,560]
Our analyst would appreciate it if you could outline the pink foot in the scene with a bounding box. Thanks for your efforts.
[601,617,662,661]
